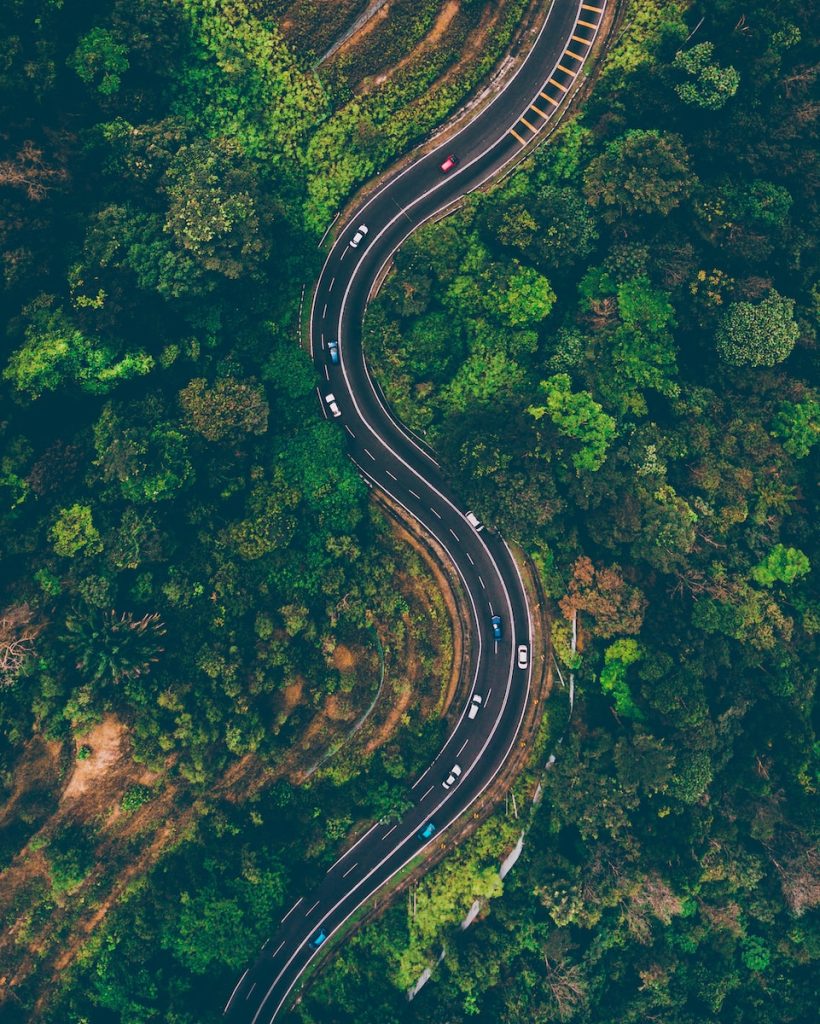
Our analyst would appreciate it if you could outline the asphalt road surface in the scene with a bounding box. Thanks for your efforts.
[224,2,607,1020]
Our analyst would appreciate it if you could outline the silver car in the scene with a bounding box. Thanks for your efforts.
[324,392,342,418]
[467,694,483,720]
[442,763,462,789]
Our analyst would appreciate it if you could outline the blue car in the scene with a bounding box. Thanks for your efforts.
[328,339,339,365]
[418,821,436,840]
[309,929,327,950]
[491,615,502,640]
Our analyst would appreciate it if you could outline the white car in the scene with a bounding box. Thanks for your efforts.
[324,392,342,418]
[349,224,369,248]
[465,510,484,532]
[467,693,483,720]
[517,644,529,670]
[442,763,462,789]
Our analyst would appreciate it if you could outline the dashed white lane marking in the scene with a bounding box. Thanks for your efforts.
[420,785,435,801]
[324,365,329,380]
[342,861,358,878]
[382,823,399,841]
[364,448,376,460]
[409,488,421,500]
[245,982,257,1000]
[485,687,492,707]
[457,738,469,756]
[322,303,328,319]
[328,277,335,292]
[272,940,285,959]
[320,333,325,347]
[478,575,485,589]
[345,424,356,438]
[386,469,398,481]
[430,507,442,519]
[305,900,321,916]
[494,640,499,654]
[449,528,459,542]
[466,552,475,565]
[280,897,303,924]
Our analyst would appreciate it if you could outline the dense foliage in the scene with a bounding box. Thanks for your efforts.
[1,0,817,1023]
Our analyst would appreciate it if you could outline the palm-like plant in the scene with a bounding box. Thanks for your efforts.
[63,609,166,685]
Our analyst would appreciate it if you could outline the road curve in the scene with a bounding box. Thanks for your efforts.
[224,3,607,1020]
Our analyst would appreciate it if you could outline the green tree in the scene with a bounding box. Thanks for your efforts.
[716,290,799,366]
[583,129,696,220]
[69,27,130,95]
[179,376,269,442]
[672,42,740,110]
[772,398,820,457]
[3,301,153,399]
[751,544,810,587]
[528,375,617,472]
[492,264,556,326]
[162,137,273,284]
[600,639,644,720]
[63,609,166,685]
[50,504,103,558]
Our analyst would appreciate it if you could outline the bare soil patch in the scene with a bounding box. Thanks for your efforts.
[62,716,126,802]
[331,643,357,672]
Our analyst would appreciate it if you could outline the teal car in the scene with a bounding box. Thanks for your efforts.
[418,821,436,840]
[309,929,327,949]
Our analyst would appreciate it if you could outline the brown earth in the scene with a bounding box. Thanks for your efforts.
[368,1,461,88]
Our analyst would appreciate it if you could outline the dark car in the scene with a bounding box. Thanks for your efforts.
[491,615,502,640]
[309,929,327,950]
[418,821,437,840]
[328,339,339,365]
[440,153,459,173]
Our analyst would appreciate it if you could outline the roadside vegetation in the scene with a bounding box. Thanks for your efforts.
[0,0,816,1023]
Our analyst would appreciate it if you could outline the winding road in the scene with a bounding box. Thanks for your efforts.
[224,2,607,1020]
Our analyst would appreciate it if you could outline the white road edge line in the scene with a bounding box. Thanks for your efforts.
[223,969,249,1014]
[342,862,358,878]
